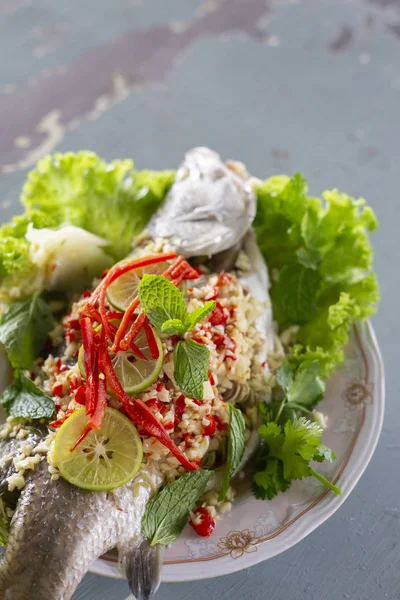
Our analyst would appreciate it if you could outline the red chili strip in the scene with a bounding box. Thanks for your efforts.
[143,320,159,360]
[88,375,107,430]
[107,320,147,361]
[100,349,197,471]
[70,424,91,452]
[105,311,125,320]
[111,297,140,352]
[120,312,147,352]
[162,255,184,278]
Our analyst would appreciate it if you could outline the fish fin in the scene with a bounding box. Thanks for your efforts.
[122,538,163,600]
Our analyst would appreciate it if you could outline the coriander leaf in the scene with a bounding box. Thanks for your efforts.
[138,274,187,332]
[142,470,212,546]
[255,416,340,499]
[276,362,293,393]
[0,295,54,369]
[253,457,290,500]
[161,319,187,335]
[1,372,55,420]
[219,404,246,501]
[286,360,325,410]
[184,301,216,332]
[174,340,209,400]
[314,443,336,463]
[279,418,323,480]
[272,264,321,326]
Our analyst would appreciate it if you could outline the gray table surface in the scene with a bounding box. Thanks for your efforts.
[1,0,399,598]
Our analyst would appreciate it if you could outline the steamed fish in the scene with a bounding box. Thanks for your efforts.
[0,148,276,600]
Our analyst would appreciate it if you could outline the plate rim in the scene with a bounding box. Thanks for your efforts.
[91,320,384,582]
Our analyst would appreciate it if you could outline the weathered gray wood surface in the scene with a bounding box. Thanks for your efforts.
[0,1,399,598]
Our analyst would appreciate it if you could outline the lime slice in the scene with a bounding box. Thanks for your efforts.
[54,407,143,491]
[106,261,169,311]
[78,326,163,394]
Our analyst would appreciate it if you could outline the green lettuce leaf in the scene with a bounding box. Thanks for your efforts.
[0,152,175,300]
[21,152,175,260]
[253,175,379,377]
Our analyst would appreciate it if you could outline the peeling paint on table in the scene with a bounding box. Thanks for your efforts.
[0,0,399,599]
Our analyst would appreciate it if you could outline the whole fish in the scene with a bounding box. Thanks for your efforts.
[0,147,272,600]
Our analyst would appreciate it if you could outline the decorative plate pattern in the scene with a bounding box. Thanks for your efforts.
[93,320,384,582]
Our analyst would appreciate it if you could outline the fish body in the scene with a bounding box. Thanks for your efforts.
[0,147,272,600]
[0,460,162,599]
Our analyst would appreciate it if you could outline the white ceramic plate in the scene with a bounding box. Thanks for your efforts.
[91,320,384,582]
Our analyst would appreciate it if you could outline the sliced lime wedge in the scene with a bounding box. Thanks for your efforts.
[78,326,163,394]
[106,261,169,312]
[54,407,143,491]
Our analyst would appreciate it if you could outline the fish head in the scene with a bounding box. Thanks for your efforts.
[147,147,256,257]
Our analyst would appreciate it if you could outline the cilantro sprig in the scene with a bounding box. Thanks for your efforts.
[253,360,341,500]
[138,274,215,399]
[253,417,340,500]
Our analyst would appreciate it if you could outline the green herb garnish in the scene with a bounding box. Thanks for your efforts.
[253,417,340,500]
[142,470,212,546]
[173,340,210,400]
[254,174,379,377]
[0,295,54,369]
[0,372,55,420]
[138,274,215,335]
[219,403,246,502]
[138,274,215,399]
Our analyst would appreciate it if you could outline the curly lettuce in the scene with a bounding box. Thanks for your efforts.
[0,152,175,301]
[253,174,379,377]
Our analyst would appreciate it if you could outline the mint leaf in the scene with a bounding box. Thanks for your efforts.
[142,470,212,546]
[219,403,246,501]
[184,301,216,331]
[0,295,54,369]
[0,498,10,546]
[174,340,209,400]
[1,372,55,420]
[138,274,187,332]
[161,319,187,335]
[272,265,321,326]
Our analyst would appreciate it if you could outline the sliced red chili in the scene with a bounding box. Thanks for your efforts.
[213,333,225,347]
[143,320,159,360]
[120,312,147,352]
[189,507,215,537]
[203,416,216,437]
[175,394,186,417]
[74,385,87,406]
[214,415,229,431]
[51,383,64,397]
[209,303,228,326]
[100,349,197,471]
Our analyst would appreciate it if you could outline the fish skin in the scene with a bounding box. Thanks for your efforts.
[147,147,256,258]
[0,147,266,600]
[0,460,162,600]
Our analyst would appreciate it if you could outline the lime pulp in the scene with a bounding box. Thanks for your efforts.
[54,407,143,491]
